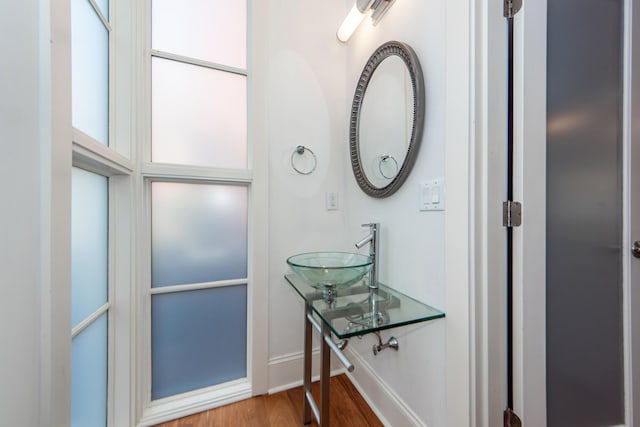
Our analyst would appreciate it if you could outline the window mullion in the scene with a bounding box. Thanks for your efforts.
[149,278,248,296]
[142,162,252,183]
[73,128,134,176]
[88,0,112,32]
[71,302,111,338]
[150,49,247,77]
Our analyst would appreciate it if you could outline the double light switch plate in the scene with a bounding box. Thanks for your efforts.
[419,179,445,211]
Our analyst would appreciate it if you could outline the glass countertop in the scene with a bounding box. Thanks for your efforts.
[285,274,445,339]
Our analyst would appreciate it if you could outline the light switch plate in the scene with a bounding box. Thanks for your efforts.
[419,179,445,211]
[326,192,339,211]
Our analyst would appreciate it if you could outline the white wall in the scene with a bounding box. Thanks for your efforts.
[343,1,448,426]
[0,0,470,425]
[1,1,72,425]
[265,1,467,426]
[265,0,351,384]
[0,0,44,425]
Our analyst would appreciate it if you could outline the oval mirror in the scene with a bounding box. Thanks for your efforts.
[350,41,425,198]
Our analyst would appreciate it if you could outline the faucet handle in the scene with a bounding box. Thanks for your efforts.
[361,222,379,229]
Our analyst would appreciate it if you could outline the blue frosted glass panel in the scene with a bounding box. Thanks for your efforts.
[72,168,108,327]
[151,286,247,399]
[72,313,107,427]
[72,0,109,144]
[151,57,247,169]
[151,182,247,287]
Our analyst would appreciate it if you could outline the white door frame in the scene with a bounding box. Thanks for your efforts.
[490,0,640,426]
[247,0,270,398]
[511,0,547,425]
[626,0,640,423]
[474,1,548,425]
[473,0,509,425]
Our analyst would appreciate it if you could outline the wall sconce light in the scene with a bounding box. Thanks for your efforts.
[337,0,396,43]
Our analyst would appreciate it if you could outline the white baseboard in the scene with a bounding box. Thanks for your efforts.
[267,349,345,394]
[268,348,426,426]
[140,347,425,427]
[345,348,427,427]
[137,379,252,427]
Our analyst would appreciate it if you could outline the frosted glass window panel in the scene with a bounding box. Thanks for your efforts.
[152,0,246,69]
[151,286,247,399]
[151,58,247,168]
[72,313,108,427]
[72,0,109,145]
[71,168,108,327]
[151,182,247,287]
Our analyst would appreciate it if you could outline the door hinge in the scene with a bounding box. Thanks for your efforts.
[504,0,522,18]
[504,408,522,427]
[503,201,522,227]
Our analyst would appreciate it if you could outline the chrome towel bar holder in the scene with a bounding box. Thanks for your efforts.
[291,145,317,175]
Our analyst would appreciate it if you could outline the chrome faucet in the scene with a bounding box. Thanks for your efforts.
[355,223,379,289]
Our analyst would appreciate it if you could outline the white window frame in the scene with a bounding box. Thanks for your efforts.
[47,0,267,424]
[135,1,268,425]
[72,134,134,427]
[70,0,136,425]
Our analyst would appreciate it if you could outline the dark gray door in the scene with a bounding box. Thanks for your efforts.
[546,0,625,425]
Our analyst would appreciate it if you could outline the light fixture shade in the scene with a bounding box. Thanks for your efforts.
[336,4,367,43]
[337,0,394,43]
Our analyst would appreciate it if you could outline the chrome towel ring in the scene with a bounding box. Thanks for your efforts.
[378,154,398,180]
[291,145,317,175]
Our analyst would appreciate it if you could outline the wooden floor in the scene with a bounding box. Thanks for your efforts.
[153,375,383,427]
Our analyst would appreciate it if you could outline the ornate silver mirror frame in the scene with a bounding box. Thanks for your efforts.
[350,41,425,198]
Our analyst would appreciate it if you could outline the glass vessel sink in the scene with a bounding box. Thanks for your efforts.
[286,252,373,291]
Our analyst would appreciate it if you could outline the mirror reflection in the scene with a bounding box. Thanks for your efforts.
[359,55,413,187]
